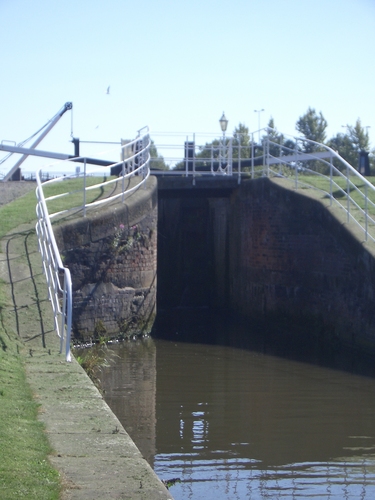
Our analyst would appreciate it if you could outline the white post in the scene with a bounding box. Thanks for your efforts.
[365,184,368,241]
[251,133,255,179]
[230,138,233,175]
[122,161,125,203]
[295,140,299,189]
[346,165,350,223]
[192,133,196,185]
[83,158,87,217]
[237,133,241,184]
[329,153,333,206]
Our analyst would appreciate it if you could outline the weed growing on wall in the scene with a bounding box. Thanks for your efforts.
[111,224,143,253]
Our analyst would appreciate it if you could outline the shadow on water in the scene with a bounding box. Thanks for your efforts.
[152,307,375,379]
[102,313,375,500]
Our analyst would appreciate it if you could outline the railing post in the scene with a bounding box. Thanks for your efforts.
[185,136,189,177]
[365,184,368,241]
[83,158,87,217]
[295,140,299,189]
[61,272,67,355]
[142,135,147,187]
[192,133,196,186]
[346,165,350,223]
[329,153,333,207]
[262,137,266,177]
[237,133,241,184]
[228,138,233,176]
[122,160,125,203]
[251,133,254,179]
[266,131,270,177]
[64,270,72,362]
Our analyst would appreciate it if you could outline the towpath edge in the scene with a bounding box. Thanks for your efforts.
[25,341,172,500]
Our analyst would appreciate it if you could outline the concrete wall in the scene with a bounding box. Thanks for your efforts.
[54,177,157,341]
[228,177,375,352]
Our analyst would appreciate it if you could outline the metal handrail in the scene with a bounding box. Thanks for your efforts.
[151,129,374,243]
[35,179,73,361]
[263,128,375,243]
[35,128,151,361]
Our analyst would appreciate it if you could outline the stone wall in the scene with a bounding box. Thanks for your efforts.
[53,173,375,355]
[228,177,375,351]
[53,178,157,341]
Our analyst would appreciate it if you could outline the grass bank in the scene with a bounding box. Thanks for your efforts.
[0,193,61,498]
[0,176,113,239]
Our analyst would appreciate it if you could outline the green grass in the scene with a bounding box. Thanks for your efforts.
[43,175,118,215]
[0,195,61,498]
[0,190,40,239]
[0,176,117,239]
[276,172,375,214]
[306,176,375,224]
[0,282,60,499]
[272,172,375,242]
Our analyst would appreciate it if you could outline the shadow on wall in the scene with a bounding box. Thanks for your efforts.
[154,177,375,377]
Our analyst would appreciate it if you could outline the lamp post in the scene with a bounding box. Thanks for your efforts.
[254,109,264,143]
[219,112,228,171]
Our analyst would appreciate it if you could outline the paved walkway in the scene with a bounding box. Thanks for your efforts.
[0,222,172,499]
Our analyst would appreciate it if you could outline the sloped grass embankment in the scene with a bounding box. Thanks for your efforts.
[0,188,61,499]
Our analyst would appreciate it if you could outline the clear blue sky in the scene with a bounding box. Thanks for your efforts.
[1,0,374,174]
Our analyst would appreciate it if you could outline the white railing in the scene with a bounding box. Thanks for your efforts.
[35,189,73,361]
[262,128,375,244]
[35,128,151,361]
[151,129,375,243]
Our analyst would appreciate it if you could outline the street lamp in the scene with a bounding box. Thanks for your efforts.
[254,109,265,142]
[219,112,228,171]
[219,112,228,134]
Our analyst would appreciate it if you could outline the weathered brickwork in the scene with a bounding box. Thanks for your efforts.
[228,178,375,350]
[53,179,157,341]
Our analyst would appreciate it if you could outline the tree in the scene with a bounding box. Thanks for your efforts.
[296,107,328,152]
[263,118,285,157]
[149,140,168,170]
[173,123,253,170]
[327,133,356,168]
[232,123,251,160]
[196,138,221,161]
[260,118,297,159]
[328,119,370,170]
[346,118,370,154]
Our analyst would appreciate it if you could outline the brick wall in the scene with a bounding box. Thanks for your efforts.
[53,179,157,341]
[228,178,375,351]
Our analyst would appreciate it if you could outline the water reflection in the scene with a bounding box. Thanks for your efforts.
[101,338,375,499]
[100,339,156,466]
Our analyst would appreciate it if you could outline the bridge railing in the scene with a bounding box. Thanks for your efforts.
[35,128,151,361]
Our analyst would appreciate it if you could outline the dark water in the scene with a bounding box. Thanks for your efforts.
[100,337,375,499]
